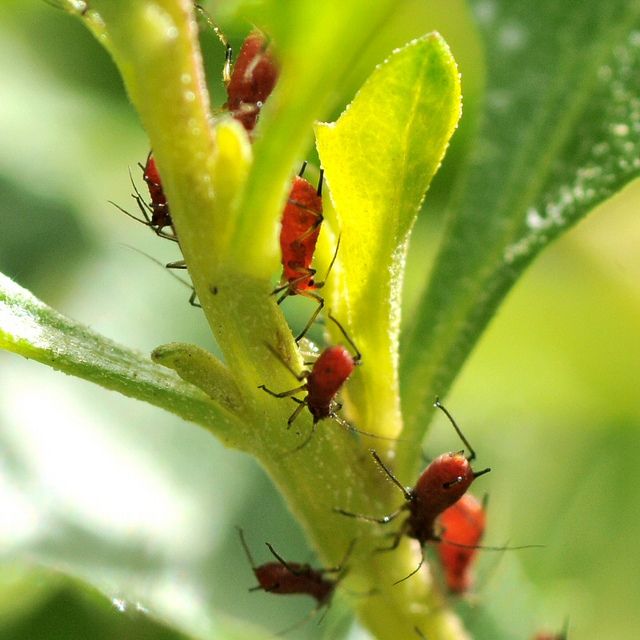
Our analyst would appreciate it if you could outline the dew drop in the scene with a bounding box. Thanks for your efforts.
[112,598,127,612]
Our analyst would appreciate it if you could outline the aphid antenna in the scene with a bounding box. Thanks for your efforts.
[298,160,308,177]
[370,449,413,501]
[236,526,258,570]
[111,167,177,242]
[433,397,478,461]
[274,602,327,637]
[327,313,362,363]
[317,169,324,196]
[120,245,193,291]
[415,627,428,640]
[437,538,544,553]
[194,4,233,85]
[331,413,400,445]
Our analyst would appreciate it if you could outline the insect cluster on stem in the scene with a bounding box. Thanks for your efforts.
[104,4,544,634]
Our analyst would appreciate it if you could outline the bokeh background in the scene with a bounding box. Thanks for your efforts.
[1,1,639,639]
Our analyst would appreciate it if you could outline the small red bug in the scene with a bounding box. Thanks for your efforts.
[259,313,362,451]
[335,399,491,583]
[237,527,352,633]
[110,152,176,242]
[196,6,278,133]
[273,163,338,342]
[224,29,279,133]
[260,314,393,452]
[436,493,487,594]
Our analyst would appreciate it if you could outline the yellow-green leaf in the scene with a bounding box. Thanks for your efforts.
[315,33,461,439]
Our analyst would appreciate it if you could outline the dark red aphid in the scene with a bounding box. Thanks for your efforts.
[111,152,176,242]
[437,493,486,594]
[335,399,491,583]
[237,528,351,633]
[225,30,279,133]
[259,314,363,451]
[279,170,323,293]
[141,153,171,230]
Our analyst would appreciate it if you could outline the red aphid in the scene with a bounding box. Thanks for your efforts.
[110,152,176,241]
[237,528,350,631]
[279,174,323,293]
[225,30,279,133]
[335,399,490,583]
[141,153,171,230]
[273,165,336,342]
[437,493,486,593]
[259,314,364,451]
[250,553,336,605]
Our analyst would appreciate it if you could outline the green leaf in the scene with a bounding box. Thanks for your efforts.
[0,566,274,640]
[400,0,640,455]
[0,273,243,437]
[315,34,461,440]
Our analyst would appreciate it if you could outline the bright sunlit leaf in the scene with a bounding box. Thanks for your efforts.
[315,33,461,439]
[0,273,242,433]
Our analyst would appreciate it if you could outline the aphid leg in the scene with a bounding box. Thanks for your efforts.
[374,529,405,554]
[327,538,357,575]
[312,233,342,289]
[286,399,307,429]
[188,289,201,308]
[275,602,326,637]
[288,419,317,453]
[166,259,187,269]
[194,4,233,85]
[331,413,399,443]
[393,547,426,585]
[273,267,317,300]
[294,290,324,342]
[370,450,413,501]
[333,505,405,525]
[259,383,307,399]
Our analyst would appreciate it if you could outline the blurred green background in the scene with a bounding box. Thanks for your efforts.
[1,2,639,639]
